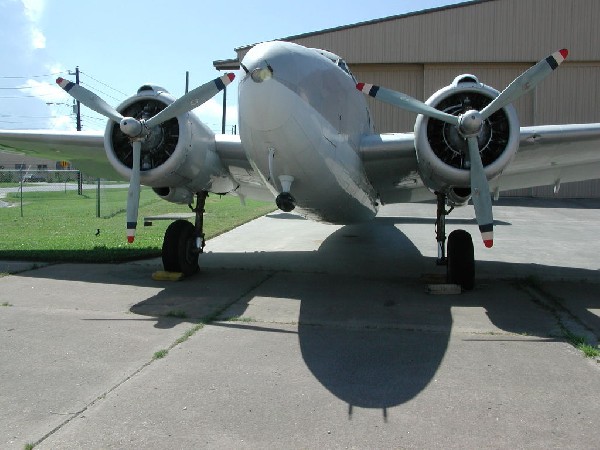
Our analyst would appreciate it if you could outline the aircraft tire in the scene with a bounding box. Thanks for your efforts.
[162,219,200,276]
[447,229,475,290]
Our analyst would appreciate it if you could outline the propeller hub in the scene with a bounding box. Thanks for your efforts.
[459,110,484,137]
[120,117,143,137]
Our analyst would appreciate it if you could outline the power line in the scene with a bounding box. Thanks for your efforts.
[79,70,128,97]
[0,113,64,119]
[0,86,36,90]
[81,114,107,123]
[0,71,67,79]
[79,81,123,103]
[0,92,65,99]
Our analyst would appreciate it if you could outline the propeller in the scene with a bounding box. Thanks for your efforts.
[126,140,142,243]
[356,82,459,126]
[57,72,236,243]
[56,78,123,123]
[356,49,568,247]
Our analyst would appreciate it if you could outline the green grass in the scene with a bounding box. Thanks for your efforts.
[0,187,274,263]
[225,316,256,322]
[165,309,189,319]
[174,323,205,345]
[563,330,600,359]
[152,349,169,360]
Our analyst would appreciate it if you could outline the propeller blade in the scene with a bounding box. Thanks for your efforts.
[466,136,494,248]
[56,77,123,123]
[126,140,142,244]
[480,49,568,120]
[145,73,235,128]
[356,82,460,126]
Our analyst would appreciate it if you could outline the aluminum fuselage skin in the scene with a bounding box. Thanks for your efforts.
[238,41,378,224]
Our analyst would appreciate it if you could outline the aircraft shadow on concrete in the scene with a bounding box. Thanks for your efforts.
[128,218,598,413]
[10,215,599,413]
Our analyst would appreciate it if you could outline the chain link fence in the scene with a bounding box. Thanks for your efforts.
[0,169,131,218]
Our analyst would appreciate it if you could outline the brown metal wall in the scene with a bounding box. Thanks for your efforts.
[289,0,600,64]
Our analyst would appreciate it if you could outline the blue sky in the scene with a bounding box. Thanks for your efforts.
[0,0,470,132]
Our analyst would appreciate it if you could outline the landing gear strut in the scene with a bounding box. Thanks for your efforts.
[161,191,207,276]
[435,192,475,290]
[435,192,452,266]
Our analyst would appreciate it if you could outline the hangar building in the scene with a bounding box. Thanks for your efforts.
[215,0,600,198]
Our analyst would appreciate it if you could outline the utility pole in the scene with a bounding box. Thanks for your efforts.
[221,80,227,134]
[69,66,82,131]
[75,67,81,131]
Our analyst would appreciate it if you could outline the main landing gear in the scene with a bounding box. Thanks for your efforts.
[435,192,475,290]
[161,191,207,276]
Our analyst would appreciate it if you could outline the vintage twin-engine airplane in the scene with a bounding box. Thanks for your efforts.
[1,41,600,289]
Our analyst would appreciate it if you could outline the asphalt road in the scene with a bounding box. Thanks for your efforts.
[1,198,599,449]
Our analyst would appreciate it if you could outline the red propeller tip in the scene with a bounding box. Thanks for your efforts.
[227,72,235,82]
[559,49,568,59]
[56,77,64,84]
[356,82,365,91]
[484,239,493,248]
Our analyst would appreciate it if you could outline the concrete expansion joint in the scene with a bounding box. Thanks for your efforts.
[27,270,276,448]
[519,281,599,349]
[31,359,155,448]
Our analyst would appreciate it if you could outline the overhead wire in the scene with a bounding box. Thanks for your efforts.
[79,81,122,103]
[79,70,128,97]
[0,70,67,79]
[0,68,128,128]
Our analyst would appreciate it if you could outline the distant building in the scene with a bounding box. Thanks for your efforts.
[0,151,71,171]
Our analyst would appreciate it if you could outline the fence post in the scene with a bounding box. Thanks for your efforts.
[77,171,82,195]
[96,178,101,218]
[19,168,23,218]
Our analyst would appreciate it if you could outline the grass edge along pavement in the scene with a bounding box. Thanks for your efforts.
[0,188,275,263]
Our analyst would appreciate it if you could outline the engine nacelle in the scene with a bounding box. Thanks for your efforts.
[414,74,520,205]
[152,186,194,205]
[103,84,236,199]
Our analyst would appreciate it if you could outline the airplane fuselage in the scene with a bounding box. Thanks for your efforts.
[238,41,378,224]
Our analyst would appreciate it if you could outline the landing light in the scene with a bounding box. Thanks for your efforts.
[251,67,272,83]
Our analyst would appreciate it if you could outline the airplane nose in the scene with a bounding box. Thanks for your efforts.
[238,42,304,132]
[239,75,294,132]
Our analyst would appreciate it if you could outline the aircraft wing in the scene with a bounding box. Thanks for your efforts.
[214,134,273,201]
[0,128,272,198]
[359,132,429,204]
[490,123,600,193]
[359,124,600,204]
[0,129,120,180]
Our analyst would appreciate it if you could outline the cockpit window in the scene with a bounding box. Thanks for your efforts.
[313,48,356,81]
[336,59,357,82]
[337,59,351,76]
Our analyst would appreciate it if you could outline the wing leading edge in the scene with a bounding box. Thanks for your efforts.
[0,129,273,201]
[491,123,600,193]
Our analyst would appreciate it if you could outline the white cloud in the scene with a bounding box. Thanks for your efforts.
[18,0,47,49]
[30,27,46,48]
[18,78,75,130]
[193,98,239,133]
[21,0,45,22]
[49,113,75,130]
[19,78,70,103]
